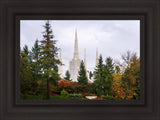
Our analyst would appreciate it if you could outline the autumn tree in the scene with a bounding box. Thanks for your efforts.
[39,20,61,99]
[77,61,88,85]
[121,51,140,99]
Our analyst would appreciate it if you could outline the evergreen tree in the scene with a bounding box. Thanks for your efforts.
[89,71,93,79]
[93,54,105,95]
[30,40,41,83]
[77,61,88,85]
[103,57,114,96]
[115,65,120,73]
[23,45,32,63]
[23,45,29,56]
[39,20,61,99]
[64,70,71,81]
[20,51,36,98]
[31,39,40,61]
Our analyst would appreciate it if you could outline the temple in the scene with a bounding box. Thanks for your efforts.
[69,29,81,81]
[59,29,98,82]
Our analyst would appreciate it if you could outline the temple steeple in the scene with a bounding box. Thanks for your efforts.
[96,48,98,67]
[58,49,63,78]
[73,29,79,59]
[84,48,86,69]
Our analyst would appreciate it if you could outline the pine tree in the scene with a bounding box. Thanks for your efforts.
[115,65,120,73]
[23,45,32,63]
[64,70,71,81]
[93,54,105,95]
[89,71,93,79]
[77,61,88,85]
[103,57,114,96]
[20,51,35,97]
[30,40,41,81]
[31,39,40,62]
[39,20,61,99]
[23,45,29,56]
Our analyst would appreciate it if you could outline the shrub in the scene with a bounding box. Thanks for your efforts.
[68,93,82,99]
[60,89,69,97]
[97,96,102,99]
[102,96,114,100]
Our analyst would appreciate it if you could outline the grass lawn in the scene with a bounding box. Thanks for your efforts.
[20,95,82,100]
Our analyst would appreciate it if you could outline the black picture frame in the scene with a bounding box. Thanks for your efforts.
[0,0,159,120]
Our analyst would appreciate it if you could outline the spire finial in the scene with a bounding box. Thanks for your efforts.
[96,48,98,67]
[58,49,63,78]
[73,28,79,59]
[84,48,86,69]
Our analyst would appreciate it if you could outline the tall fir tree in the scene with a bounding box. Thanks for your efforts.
[31,39,40,61]
[64,70,71,81]
[23,45,32,63]
[20,51,36,98]
[93,54,105,95]
[77,61,88,85]
[23,45,29,56]
[39,20,61,99]
[89,71,93,79]
[103,57,114,96]
[30,40,41,81]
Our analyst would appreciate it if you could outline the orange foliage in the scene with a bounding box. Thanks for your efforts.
[112,73,126,99]
[58,80,70,86]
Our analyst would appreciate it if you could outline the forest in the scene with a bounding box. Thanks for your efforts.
[20,21,140,100]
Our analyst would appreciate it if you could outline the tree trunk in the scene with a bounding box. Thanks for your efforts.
[46,76,50,100]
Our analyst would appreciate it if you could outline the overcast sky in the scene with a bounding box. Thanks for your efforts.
[20,20,140,76]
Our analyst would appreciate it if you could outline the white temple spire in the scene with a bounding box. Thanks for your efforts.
[73,28,79,59]
[84,48,87,69]
[58,49,63,78]
[69,29,81,82]
[96,48,99,67]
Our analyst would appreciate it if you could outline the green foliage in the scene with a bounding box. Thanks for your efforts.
[64,70,71,81]
[30,40,41,82]
[23,45,29,56]
[121,51,140,99]
[20,21,140,100]
[93,54,105,96]
[68,93,82,99]
[31,39,40,61]
[38,20,61,99]
[89,71,93,79]
[23,45,33,63]
[60,89,69,97]
[115,65,120,73]
[50,95,70,100]
[77,61,88,85]
[103,57,114,96]
[93,55,114,96]
[20,51,38,96]
[102,96,114,100]
[20,94,43,100]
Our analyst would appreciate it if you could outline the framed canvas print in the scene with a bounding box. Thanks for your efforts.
[0,0,160,120]
[19,20,141,101]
